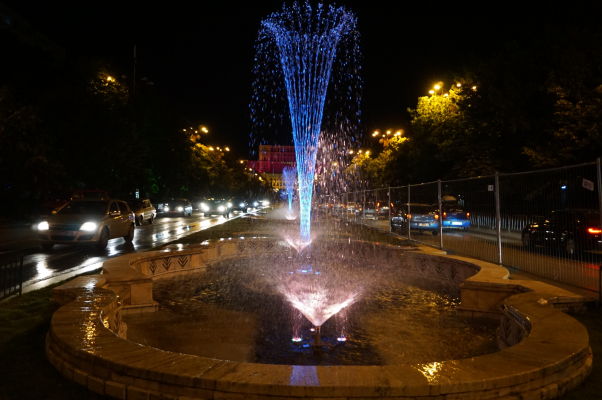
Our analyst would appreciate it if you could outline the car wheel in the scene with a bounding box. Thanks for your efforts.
[564,238,576,256]
[149,215,154,224]
[135,216,142,226]
[124,224,134,243]
[97,228,109,250]
[41,242,54,251]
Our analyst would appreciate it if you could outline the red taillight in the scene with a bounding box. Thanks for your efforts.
[407,214,412,219]
[466,212,470,217]
[443,212,447,217]
[434,214,439,220]
[588,227,602,235]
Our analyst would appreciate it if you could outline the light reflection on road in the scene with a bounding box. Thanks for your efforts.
[19,212,244,293]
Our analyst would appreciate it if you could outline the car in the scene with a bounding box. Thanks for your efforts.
[391,203,440,235]
[442,207,471,230]
[157,199,193,217]
[128,198,157,226]
[521,209,601,256]
[362,203,377,220]
[376,205,390,219]
[230,198,250,213]
[199,198,232,218]
[35,199,135,250]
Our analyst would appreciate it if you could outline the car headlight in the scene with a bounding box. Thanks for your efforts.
[201,203,209,212]
[239,202,245,208]
[37,221,49,231]
[164,206,170,212]
[262,200,270,206]
[80,222,98,232]
[177,206,184,212]
[253,201,259,207]
[227,202,232,208]
[218,205,226,212]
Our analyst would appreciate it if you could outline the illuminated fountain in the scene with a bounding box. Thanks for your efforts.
[260,2,357,245]
[282,166,296,219]
[253,2,361,347]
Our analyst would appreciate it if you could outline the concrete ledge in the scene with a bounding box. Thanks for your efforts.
[47,238,592,399]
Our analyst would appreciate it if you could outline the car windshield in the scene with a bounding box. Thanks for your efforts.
[58,201,107,215]
[129,200,144,208]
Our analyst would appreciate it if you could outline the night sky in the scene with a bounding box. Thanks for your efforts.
[3,2,598,156]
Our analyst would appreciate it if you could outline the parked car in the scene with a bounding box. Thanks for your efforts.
[442,207,471,230]
[157,199,193,217]
[391,203,440,235]
[199,198,232,218]
[36,199,135,250]
[521,209,601,256]
[128,199,157,226]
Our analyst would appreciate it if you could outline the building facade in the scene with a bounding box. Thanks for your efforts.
[246,145,296,190]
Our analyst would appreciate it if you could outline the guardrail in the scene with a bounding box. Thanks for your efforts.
[0,250,24,300]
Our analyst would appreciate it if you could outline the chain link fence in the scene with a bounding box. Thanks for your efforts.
[329,160,602,295]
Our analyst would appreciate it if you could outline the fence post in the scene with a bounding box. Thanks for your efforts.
[596,157,602,304]
[407,185,412,240]
[363,189,366,220]
[388,186,392,233]
[495,172,503,265]
[438,179,443,249]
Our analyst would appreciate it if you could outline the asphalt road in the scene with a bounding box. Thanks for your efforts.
[0,211,248,294]
[356,217,602,293]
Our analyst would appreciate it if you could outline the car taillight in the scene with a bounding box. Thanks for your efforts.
[587,227,602,235]
[434,214,439,220]
[466,212,470,217]
[443,212,447,217]
[407,214,412,219]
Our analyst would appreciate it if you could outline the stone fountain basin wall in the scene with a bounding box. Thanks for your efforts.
[47,238,592,400]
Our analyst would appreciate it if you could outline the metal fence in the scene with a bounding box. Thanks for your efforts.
[0,250,24,300]
[328,159,602,295]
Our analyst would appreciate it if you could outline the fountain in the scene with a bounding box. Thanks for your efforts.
[258,2,358,245]
[253,2,363,343]
[282,166,296,219]
[45,2,593,398]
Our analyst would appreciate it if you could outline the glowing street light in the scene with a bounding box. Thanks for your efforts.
[429,89,435,95]
[433,83,441,91]
[456,82,462,87]
[200,126,209,133]
[225,147,230,152]
[106,75,115,82]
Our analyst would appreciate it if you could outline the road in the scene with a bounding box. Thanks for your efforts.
[0,211,246,294]
[354,217,602,293]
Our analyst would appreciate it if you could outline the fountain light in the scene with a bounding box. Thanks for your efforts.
[291,337,303,342]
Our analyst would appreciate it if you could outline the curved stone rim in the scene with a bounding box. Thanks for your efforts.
[46,237,592,399]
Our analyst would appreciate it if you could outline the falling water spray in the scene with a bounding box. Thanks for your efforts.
[259,2,359,243]
[282,166,296,214]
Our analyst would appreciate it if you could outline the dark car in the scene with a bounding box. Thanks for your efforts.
[128,198,157,225]
[391,203,440,235]
[230,199,250,213]
[157,199,193,217]
[521,209,601,255]
[199,198,232,218]
[35,199,135,250]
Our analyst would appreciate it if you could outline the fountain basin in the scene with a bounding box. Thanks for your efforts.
[47,237,592,399]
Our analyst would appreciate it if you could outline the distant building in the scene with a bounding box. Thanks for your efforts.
[247,145,296,190]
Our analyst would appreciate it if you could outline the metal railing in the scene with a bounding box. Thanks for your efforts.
[0,250,24,300]
[326,158,602,295]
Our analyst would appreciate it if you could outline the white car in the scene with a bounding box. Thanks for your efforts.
[36,199,135,250]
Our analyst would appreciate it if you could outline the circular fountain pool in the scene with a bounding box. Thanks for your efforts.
[124,239,498,365]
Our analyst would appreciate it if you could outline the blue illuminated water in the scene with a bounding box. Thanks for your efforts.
[259,2,358,243]
[282,166,296,212]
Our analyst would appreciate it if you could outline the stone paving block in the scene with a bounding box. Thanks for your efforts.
[87,375,105,395]
[72,367,88,386]
[105,380,126,399]
[127,385,151,400]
